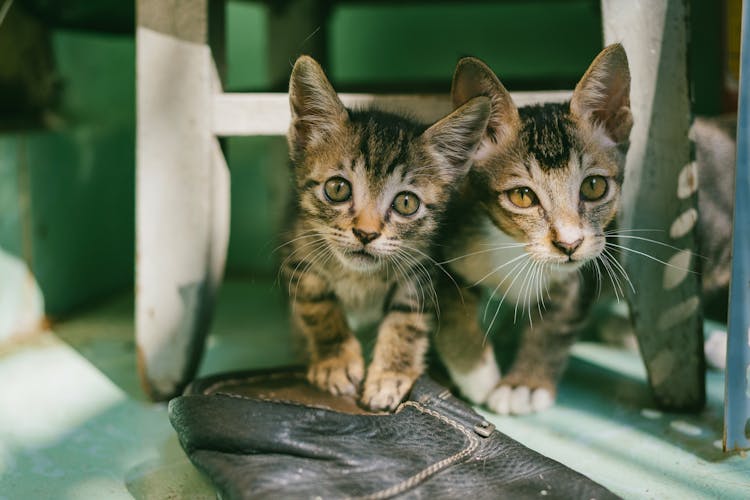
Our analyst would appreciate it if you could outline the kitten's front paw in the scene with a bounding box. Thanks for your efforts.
[448,349,501,405]
[307,351,364,397]
[486,381,555,415]
[361,370,415,411]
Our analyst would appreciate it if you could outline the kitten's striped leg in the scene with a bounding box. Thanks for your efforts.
[288,270,364,397]
[433,283,501,405]
[361,285,433,411]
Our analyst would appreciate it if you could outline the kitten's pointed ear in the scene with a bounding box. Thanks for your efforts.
[570,43,632,146]
[422,96,491,180]
[451,57,520,153]
[288,55,348,156]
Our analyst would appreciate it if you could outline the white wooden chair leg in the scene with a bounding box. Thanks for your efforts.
[602,0,704,410]
[136,0,229,400]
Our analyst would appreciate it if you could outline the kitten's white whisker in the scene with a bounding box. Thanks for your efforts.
[398,254,430,316]
[482,255,528,323]
[605,242,699,274]
[515,258,535,325]
[394,251,432,317]
[401,250,441,319]
[599,253,623,302]
[277,236,326,286]
[524,261,537,327]
[282,240,325,291]
[400,243,461,304]
[609,235,707,260]
[487,256,531,334]
[603,248,636,294]
[592,256,604,300]
[537,262,548,315]
[291,242,330,302]
[472,252,528,287]
[272,231,321,253]
[532,260,544,321]
[604,228,663,235]
[439,244,526,265]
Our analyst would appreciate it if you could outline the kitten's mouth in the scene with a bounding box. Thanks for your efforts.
[350,249,376,260]
[341,248,380,269]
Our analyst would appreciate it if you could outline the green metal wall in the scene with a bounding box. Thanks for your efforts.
[0,0,724,316]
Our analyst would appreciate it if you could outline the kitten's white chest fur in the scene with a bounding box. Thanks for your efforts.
[447,219,540,305]
[332,271,391,331]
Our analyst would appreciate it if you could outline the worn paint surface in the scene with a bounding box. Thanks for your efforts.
[0,247,44,342]
[724,0,750,452]
[603,0,705,410]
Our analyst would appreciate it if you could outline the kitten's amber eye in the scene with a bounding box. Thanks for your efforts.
[580,175,608,201]
[507,187,538,208]
[324,177,352,203]
[392,191,421,216]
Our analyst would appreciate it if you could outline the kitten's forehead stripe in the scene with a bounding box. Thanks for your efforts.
[350,109,422,178]
[518,103,575,169]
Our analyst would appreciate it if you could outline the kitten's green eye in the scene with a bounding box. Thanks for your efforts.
[507,187,538,208]
[580,175,608,201]
[324,177,352,203]
[392,191,421,216]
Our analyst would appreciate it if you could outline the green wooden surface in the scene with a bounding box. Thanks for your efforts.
[0,139,23,259]
[330,1,602,89]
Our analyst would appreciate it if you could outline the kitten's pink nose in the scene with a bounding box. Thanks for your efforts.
[352,228,380,245]
[553,238,583,256]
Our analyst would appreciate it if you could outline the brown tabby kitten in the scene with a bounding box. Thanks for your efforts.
[281,56,490,411]
[435,44,633,414]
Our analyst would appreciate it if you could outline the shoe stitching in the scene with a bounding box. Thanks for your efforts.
[200,376,480,499]
[350,401,479,500]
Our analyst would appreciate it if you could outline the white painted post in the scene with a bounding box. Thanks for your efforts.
[602,0,705,409]
[136,0,230,400]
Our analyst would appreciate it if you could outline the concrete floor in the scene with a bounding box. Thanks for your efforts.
[0,280,748,499]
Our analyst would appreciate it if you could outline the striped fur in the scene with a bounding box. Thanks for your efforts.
[439,45,632,414]
[281,56,489,411]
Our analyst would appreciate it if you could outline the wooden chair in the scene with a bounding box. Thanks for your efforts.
[135,0,729,440]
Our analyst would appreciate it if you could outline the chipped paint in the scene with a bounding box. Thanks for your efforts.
[648,350,675,387]
[640,408,662,419]
[662,249,692,290]
[670,420,702,436]
[676,161,698,199]
[656,296,700,331]
[669,208,698,239]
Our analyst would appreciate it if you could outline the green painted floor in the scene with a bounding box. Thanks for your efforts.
[0,280,747,499]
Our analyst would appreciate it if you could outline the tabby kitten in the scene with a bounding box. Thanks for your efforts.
[434,44,633,414]
[281,56,490,411]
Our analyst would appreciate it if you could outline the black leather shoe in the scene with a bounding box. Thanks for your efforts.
[169,368,618,499]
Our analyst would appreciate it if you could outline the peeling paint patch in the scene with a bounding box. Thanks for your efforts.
[713,439,723,450]
[670,420,702,436]
[662,249,692,290]
[677,161,698,198]
[649,350,675,386]
[669,208,698,239]
[657,296,700,331]
[641,408,662,419]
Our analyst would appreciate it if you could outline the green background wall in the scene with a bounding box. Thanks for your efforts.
[0,0,724,316]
